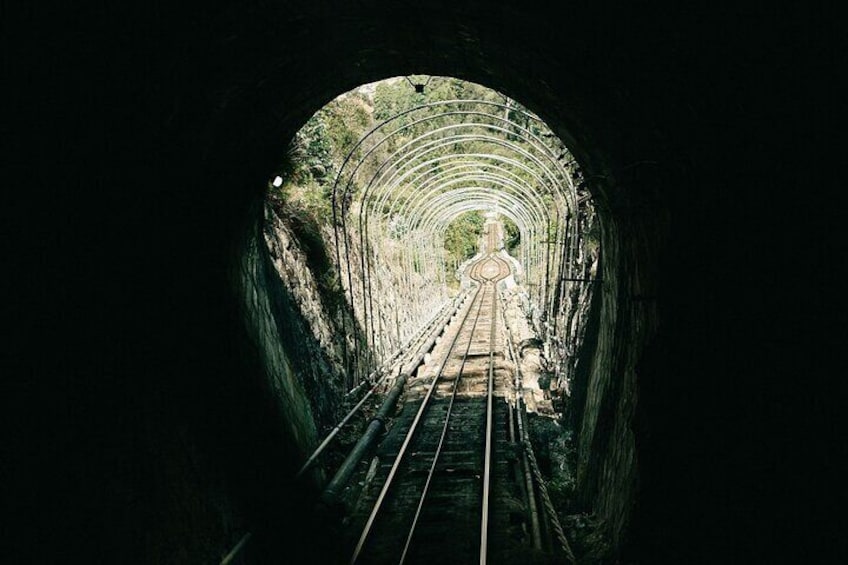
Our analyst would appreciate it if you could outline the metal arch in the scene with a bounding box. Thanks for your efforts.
[370,159,547,217]
[425,200,532,261]
[335,111,575,227]
[389,172,549,230]
[332,102,581,236]
[368,161,559,287]
[378,190,537,261]
[332,109,575,372]
[356,135,563,252]
[413,189,538,235]
[398,173,549,230]
[409,189,540,280]
[419,196,536,259]
[328,100,589,380]
[365,150,562,277]
[353,132,571,279]
[392,188,541,297]
[369,155,560,231]
[365,168,551,318]
[370,155,562,318]
[350,138,569,365]
[361,141,567,236]
[369,149,561,222]
[337,112,577,241]
[352,119,573,199]
[422,198,537,288]
[404,185,547,236]
[331,99,568,198]
[355,129,571,222]
[333,106,572,211]
[411,189,537,234]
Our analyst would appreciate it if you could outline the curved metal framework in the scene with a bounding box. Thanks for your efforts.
[328,96,597,387]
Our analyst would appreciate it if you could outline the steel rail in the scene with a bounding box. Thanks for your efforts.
[473,251,512,565]
[398,275,493,564]
[393,251,510,564]
[296,291,467,479]
[353,130,565,358]
[327,99,588,397]
[219,532,252,565]
[333,106,576,327]
[350,281,487,564]
[479,275,497,565]
[359,149,559,309]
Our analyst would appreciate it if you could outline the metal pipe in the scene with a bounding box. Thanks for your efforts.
[319,292,471,504]
[321,373,407,506]
[517,399,543,550]
[479,281,497,565]
[300,293,466,479]
[399,282,490,565]
[350,284,483,563]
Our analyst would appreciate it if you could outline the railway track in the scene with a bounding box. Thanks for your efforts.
[346,238,527,564]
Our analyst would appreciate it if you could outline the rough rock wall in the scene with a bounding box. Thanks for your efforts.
[573,207,662,557]
[263,205,346,432]
[553,209,601,393]
[238,220,322,459]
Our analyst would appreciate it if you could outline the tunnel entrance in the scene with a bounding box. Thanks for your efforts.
[258,76,601,563]
[265,76,598,396]
[15,2,835,563]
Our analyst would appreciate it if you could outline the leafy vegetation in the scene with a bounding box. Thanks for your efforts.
[268,75,573,301]
[443,210,485,267]
[269,76,539,254]
[502,216,521,253]
[271,92,375,224]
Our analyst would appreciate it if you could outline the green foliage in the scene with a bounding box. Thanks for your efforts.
[443,211,485,268]
[269,77,565,280]
[527,415,577,513]
[502,216,521,253]
[373,80,425,125]
[322,95,373,161]
[270,94,375,225]
[293,112,335,183]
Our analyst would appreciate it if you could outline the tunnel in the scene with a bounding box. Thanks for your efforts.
[8,2,839,564]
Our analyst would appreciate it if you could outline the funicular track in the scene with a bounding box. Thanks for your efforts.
[346,233,530,564]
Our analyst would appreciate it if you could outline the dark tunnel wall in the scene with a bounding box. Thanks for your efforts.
[8,1,840,563]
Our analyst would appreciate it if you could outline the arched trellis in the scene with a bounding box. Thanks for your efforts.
[327,96,596,387]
